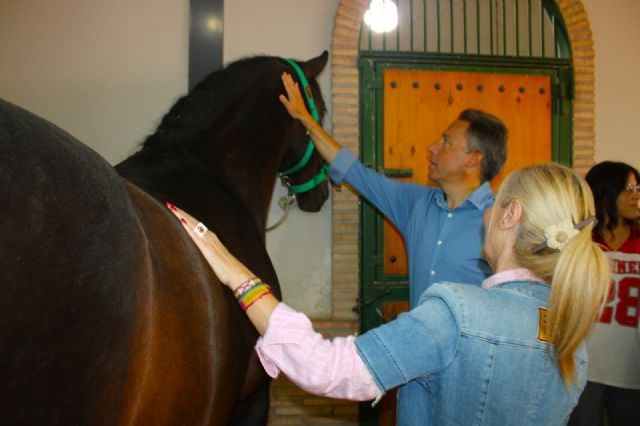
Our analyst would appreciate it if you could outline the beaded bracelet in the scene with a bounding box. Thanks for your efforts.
[233,277,262,299]
[238,284,272,312]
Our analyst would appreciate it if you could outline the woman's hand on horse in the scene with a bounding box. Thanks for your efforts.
[279,72,314,129]
[166,202,255,292]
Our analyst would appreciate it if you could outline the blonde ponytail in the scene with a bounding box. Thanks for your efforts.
[495,163,610,386]
[547,229,609,385]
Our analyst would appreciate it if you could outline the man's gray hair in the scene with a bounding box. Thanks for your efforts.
[458,109,508,182]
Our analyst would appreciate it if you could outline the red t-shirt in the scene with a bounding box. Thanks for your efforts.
[587,226,640,389]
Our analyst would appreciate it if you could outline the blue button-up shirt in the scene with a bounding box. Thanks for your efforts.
[355,280,587,425]
[330,148,494,307]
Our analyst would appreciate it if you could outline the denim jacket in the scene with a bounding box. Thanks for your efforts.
[355,280,587,425]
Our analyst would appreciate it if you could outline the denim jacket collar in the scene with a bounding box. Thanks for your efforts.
[490,279,551,303]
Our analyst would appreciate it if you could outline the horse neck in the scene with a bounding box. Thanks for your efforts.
[116,129,285,234]
[211,139,284,230]
[118,64,290,232]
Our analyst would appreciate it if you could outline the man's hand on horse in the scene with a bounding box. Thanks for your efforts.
[279,72,315,130]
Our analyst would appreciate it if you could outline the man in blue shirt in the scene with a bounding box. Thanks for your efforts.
[280,73,508,307]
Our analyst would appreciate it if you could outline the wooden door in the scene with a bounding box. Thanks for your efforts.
[383,69,552,275]
[375,69,552,425]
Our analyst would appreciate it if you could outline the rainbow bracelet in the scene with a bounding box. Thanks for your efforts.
[238,284,272,312]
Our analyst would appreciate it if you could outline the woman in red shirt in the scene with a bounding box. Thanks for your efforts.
[570,161,640,426]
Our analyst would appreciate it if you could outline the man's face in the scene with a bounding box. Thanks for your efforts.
[427,119,473,185]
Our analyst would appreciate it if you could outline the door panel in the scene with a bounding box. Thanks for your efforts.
[382,69,552,275]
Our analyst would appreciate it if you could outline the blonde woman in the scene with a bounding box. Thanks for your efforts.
[167,163,609,425]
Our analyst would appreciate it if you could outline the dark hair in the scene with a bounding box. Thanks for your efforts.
[585,161,640,236]
[458,109,508,182]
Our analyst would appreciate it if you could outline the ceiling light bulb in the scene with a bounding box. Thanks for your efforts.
[364,0,398,33]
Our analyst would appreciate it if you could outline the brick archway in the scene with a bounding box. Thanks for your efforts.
[326,0,594,421]
[328,0,596,319]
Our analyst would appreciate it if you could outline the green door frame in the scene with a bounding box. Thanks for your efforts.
[357,51,573,425]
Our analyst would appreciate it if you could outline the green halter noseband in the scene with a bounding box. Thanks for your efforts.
[279,58,329,194]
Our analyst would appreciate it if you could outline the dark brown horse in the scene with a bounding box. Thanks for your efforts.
[0,52,329,425]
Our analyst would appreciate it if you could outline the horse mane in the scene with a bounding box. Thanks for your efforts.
[140,56,284,151]
[114,55,299,231]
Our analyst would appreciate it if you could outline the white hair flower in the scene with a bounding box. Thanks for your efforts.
[544,220,579,251]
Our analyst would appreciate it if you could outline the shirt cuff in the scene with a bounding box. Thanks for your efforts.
[329,148,358,185]
[255,303,312,378]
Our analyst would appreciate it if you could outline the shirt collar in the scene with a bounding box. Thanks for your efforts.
[482,268,546,289]
[467,181,495,209]
[435,181,495,211]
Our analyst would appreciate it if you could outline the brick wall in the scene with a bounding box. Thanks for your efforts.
[268,1,595,424]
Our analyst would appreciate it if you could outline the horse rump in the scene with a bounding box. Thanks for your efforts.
[0,98,143,424]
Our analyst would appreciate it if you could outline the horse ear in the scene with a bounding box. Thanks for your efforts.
[301,51,329,78]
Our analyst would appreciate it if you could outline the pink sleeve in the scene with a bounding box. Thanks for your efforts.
[255,303,383,402]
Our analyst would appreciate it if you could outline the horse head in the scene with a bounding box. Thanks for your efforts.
[276,51,330,213]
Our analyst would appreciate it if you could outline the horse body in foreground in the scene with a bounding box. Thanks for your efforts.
[0,52,329,425]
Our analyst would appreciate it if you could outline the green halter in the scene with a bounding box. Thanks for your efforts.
[279,58,329,194]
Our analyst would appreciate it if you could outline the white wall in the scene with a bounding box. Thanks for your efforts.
[0,0,188,163]
[582,0,640,171]
[0,0,340,318]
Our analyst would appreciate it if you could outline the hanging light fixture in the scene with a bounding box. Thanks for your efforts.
[363,0,399,33]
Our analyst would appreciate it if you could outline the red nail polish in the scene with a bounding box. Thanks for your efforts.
[181,218,187,224]
[166,201,178,211]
